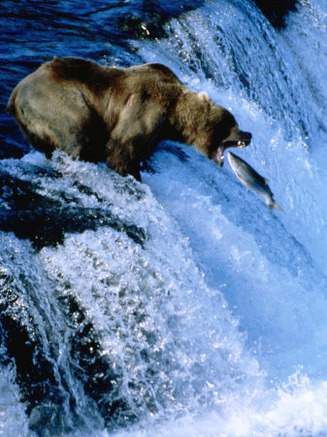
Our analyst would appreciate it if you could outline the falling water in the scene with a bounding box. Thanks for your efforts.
[1,0,327,436]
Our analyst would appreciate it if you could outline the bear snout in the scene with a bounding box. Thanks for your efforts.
[237,130,252,147]
[223,129,252,148]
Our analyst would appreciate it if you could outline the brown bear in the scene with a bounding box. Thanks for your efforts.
[7,57,252,181]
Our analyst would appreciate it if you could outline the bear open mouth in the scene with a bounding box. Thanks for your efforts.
[216,139,250,167]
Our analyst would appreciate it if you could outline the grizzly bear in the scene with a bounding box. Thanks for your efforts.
[7,57,252,181]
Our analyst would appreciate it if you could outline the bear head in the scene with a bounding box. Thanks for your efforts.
[174,90,252,167]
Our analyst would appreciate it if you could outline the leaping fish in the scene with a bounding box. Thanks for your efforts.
[227,152,283,211]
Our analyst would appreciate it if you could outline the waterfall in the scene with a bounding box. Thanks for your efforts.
[1,1,327,435]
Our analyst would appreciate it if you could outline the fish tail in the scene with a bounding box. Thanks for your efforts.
[267,199,283,212]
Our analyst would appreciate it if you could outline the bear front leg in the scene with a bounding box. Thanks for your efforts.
[104,95,165,181]
[105,138,142,181]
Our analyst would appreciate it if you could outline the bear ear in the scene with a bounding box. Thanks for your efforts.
[197,91,210,102]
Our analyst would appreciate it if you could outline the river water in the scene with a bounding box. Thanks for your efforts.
[1,1,327,436]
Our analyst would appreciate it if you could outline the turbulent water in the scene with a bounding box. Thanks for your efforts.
[1,0,327,436]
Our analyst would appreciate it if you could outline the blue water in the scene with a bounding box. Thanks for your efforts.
[1,1,327,436]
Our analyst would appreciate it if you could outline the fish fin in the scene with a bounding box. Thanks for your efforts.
[243,182,250,191]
